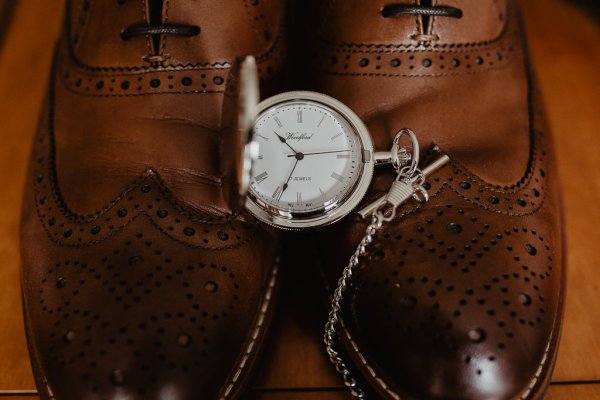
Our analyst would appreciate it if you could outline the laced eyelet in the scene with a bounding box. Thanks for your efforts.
[381,4,463,19]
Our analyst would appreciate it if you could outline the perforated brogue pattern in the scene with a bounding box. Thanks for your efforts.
[358,207,554,352]
[32,86,257,250]
[339,136,557,398]
[243,0,280,48]
[317,43,515,78]
[442,144,546,216]
[341,195,558,398]
[66,0,284,72]
[32,219,276,399]
[359,84,548,221]
[322,68,561,398]
[58,44,284,98]
[61,0,286,97]
[313,8,517,78]
[26,88,280,400]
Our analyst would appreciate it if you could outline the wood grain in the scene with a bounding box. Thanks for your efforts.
[545,384,600,400]
[3,384,600,400]
[0,0,598,399]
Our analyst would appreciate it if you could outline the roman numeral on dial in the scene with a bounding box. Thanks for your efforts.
[297,110,303,123]
[274,116,283,128]
[254,171,268,184]
[318,187,325,200]
[331,172,345,183]
[272,185,282,200]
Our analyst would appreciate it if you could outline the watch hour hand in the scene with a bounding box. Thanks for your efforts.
[273,131,299,155]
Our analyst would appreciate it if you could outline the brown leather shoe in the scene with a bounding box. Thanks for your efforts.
[20,1,285,399]
[305,1,565,399]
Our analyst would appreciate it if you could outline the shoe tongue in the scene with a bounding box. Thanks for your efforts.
[320,0,507,46]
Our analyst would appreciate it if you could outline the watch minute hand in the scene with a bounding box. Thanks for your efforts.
[287,150,350,157]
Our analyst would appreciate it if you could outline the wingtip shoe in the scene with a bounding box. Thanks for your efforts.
[306,1,566,399]
[20,1,285,398]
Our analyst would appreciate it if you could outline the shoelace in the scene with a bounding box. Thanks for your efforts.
[120,24,200,41]
[119,0,200,62]
[381,2,463,43]
[381,3,463,18]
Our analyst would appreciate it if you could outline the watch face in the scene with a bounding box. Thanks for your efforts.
[246,92,374,229]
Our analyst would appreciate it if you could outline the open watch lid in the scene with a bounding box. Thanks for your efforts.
[231,56,260,210]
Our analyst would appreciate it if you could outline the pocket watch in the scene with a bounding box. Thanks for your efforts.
[244,89,377,229]
[234,57,450,398]
[235,56,445,231]
[234,55,382,230]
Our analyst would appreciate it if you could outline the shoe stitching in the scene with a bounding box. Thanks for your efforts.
[39,134,231,223]
[328,9,558,396]
[359,114,547,220]
[145,213,257,251]
[338,288,556,400]
[319,23,518,78]
[442,182,546,217]
[44,63,226,223]
[33,164,258,249]
[351,33,547,220]
[440,92,546,196]
[66,3,285,73]
[32,65,258,250]
[448,150,539,193]
[519,229,566,400]
[429,0,438,40]
[141,0,153,58]
[335,220,558,400]
[519,333,553,399]
[161,0,170,62]
[24,240,279,399]
[219,260,279,400]
[58,20,285,97]
[70,0,94,51]
[323,59,512,79]
[413,0,421,41]
[319,1,511,51]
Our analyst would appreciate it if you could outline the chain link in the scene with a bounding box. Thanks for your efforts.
[323,211,385,400]
[323,128,449,399]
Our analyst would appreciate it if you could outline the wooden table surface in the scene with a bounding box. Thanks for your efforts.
[0,0,598,399]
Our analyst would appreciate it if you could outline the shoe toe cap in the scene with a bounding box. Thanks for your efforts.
[22,216,279,400]
[343,208,561,400]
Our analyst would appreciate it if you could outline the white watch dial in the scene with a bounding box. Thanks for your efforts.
[249,101,362,214]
